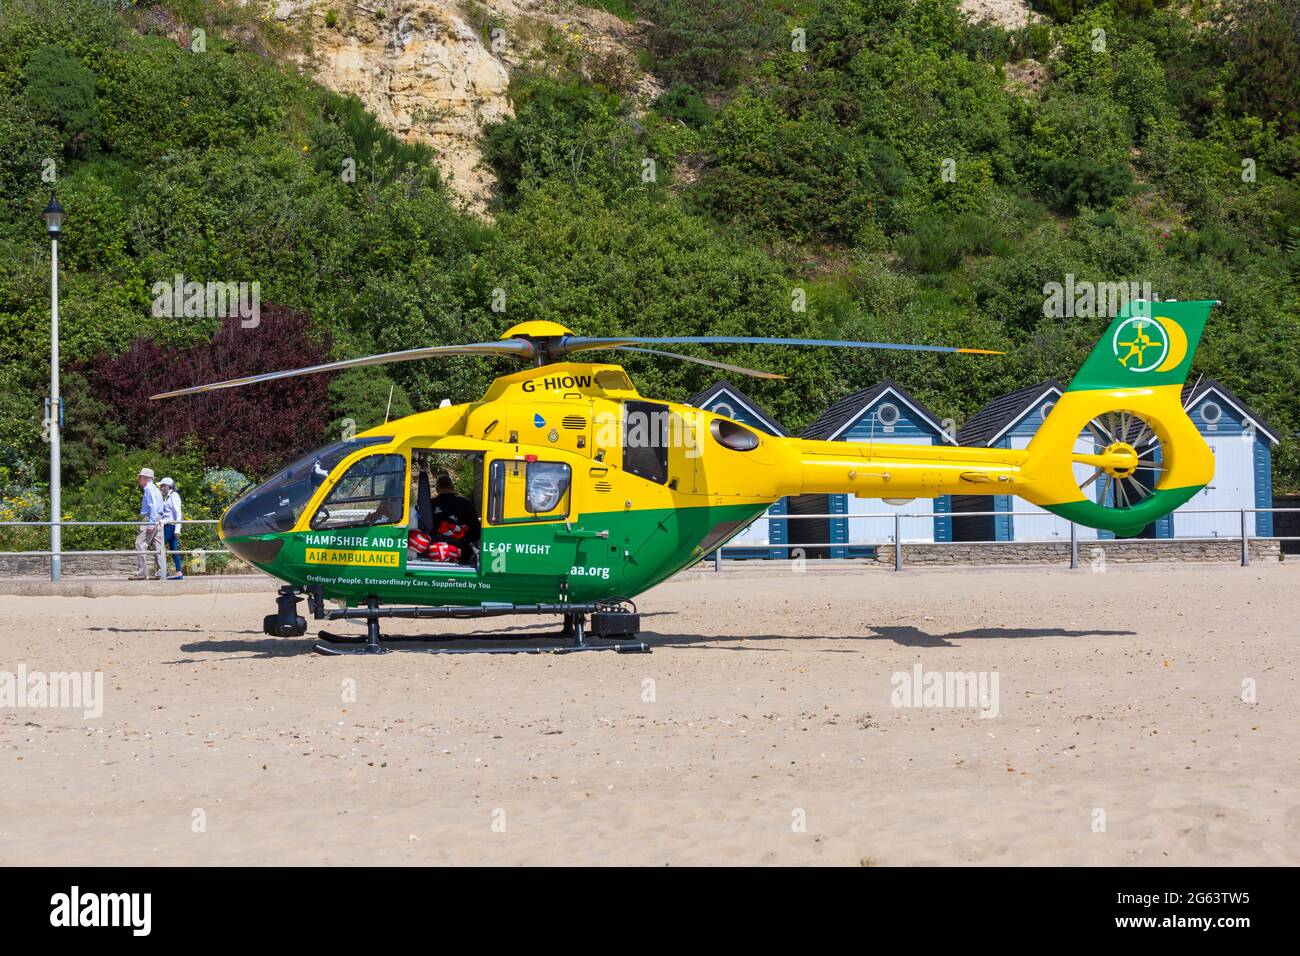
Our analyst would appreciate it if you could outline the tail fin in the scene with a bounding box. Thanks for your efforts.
[1068,299,1215,392]
[1023,300,1217,537]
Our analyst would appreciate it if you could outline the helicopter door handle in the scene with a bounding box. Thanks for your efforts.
[555,528,608,540]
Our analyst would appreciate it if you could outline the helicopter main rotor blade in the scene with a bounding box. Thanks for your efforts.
[559,335,1004,357]
[612,347,786,380]
[150,340,535,400]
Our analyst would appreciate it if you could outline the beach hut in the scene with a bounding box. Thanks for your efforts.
[799,381,955,557]
[1173,380,1280,538]
[685,380,789,559]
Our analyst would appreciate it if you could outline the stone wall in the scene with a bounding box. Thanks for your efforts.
[870,538,1283,567]
[0,554,251,578]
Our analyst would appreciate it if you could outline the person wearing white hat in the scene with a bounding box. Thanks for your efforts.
[131,467,166,580]
[159,477,184,579]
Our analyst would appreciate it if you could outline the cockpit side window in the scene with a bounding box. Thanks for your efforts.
[310,454,408,530]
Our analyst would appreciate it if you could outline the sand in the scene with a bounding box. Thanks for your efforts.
[1,561,1297,866]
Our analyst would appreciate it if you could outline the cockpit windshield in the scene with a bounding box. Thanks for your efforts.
[220,437,392,538]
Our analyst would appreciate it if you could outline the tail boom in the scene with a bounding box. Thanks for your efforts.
[766,300,1216,538]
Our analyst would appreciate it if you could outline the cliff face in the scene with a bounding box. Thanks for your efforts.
[959,0,1036,30]
[269,0,649,214]
[265,1,1033,213]
[269,0,509,211]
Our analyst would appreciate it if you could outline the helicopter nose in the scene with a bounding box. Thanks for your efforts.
[219,497,285,564]
[223,533,283,565]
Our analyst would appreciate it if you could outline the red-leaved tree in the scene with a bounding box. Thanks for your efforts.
[85,307,336,477]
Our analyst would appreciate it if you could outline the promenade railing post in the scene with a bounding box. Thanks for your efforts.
[893,512,902,572]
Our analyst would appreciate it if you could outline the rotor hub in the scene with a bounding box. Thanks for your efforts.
[1101,441,1139,479]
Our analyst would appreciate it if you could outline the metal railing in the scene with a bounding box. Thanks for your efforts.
[709,507,1300,572]
[0,508,1296,579]
[0,519,229,578]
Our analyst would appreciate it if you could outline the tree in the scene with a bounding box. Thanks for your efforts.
[23,44,99,156]
[635,0,786,91]
[1218,0,1300,135]
[83,307,336,478]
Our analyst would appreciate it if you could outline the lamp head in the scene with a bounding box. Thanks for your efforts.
[43,194,65,237]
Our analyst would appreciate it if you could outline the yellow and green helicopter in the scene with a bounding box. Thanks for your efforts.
[154,300,1217,654]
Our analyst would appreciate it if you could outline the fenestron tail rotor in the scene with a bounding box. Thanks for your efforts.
[150,319,999,400]
[1074,410,1166,512]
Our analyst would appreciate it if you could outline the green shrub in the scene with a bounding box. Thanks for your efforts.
[634,0,785,90]
[22,44,99,156]
[1112,41,1171,141]
[483,77,642,201]
[328,367,415,436]
[94,33,303,164]
[58,442,238,554]
[310,90,435,181]
[653,82,713,129]
[0,96,58,206]
[1165,224,1246,263]
[1038,155,1134,211]
[694,94,877,242]
[1217,0,1300,136]
[1048,8,1116,96]
[895,210,1013,274]
[1138,121,1232,223]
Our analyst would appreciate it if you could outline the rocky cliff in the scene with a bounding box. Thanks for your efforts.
[263,0,1035,214]
[268,0,649,213]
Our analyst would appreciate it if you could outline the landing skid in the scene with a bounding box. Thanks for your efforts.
[306,596,649,656]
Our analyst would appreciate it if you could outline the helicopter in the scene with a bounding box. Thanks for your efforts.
[153,300,1217,654]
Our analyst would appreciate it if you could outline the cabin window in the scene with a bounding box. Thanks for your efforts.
[595,369,633,392]
[311,454,407,530]
[488,459,572,523]
[623,400,669,484]
[709,418,760,451]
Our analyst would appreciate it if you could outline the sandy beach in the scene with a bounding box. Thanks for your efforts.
[1,561,1297,866]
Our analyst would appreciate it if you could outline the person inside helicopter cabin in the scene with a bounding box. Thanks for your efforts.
[427,473,479,565]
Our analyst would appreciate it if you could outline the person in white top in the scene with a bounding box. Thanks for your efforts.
[132,467,166,580]
[159,477,184,580]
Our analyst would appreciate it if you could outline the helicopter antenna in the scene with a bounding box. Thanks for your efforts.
[384,383,395,424]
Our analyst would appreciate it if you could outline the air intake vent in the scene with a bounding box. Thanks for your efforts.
[562,416,586,430]
[594,481,613,493]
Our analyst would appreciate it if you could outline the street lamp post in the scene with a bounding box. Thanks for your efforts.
[44,194,65,582]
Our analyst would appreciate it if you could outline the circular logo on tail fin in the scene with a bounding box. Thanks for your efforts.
[1112,316,1177,372]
